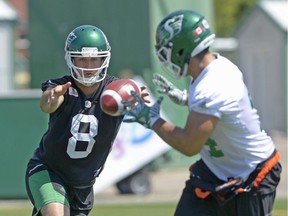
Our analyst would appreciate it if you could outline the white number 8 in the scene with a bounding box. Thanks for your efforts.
[67,114,98,159]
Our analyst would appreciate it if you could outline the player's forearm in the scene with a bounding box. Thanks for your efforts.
[152,118,202,156]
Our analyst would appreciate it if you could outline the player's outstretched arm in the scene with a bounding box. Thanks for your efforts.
[40,82,71,113]
[152,73,188,106]
[121,90,218,157]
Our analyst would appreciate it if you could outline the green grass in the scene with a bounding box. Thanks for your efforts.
[273,199,288,216]
[93,202,176,216]
[0,199,286,216]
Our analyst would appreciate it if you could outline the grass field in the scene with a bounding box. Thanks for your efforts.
[0,199,286,216]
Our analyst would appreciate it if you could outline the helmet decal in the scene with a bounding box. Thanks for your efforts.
[193,19,211,39]
[160,14,184,45]
[202,19,210,29]
[193,25,204,37]
[65,32,77,50]
[81,47,98,57]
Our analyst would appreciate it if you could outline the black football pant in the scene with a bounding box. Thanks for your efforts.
[174,159,281,216]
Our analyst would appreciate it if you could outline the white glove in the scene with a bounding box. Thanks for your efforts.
[152,73,188,106]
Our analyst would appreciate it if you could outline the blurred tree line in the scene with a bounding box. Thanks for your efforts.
[214,0,258,36]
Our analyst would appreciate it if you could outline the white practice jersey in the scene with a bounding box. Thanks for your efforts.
[188,54,275,181]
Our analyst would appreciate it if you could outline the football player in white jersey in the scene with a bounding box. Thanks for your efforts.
[121,10,281,216]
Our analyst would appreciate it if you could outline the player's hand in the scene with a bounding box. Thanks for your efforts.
[47,82,71,105]
[140,86,151,103]
[120,91,163,128]
[152,73,188,106]
[41,82,71,113]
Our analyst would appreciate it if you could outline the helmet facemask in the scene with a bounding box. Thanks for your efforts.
[155,43,188,79]
[65,47,111,86]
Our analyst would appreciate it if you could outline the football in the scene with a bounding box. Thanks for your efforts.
[100,79,141,116]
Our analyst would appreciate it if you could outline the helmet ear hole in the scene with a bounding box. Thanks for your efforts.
[177,49,184,57]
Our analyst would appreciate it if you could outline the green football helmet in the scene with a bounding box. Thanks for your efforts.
[155,10,215,78]
[65,25,111,86]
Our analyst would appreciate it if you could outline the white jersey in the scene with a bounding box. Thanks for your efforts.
[188,54,275,181]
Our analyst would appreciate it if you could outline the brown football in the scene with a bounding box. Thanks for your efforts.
[100,79,141,116]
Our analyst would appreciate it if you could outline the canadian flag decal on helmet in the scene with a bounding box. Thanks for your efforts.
[193,25,204,36]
